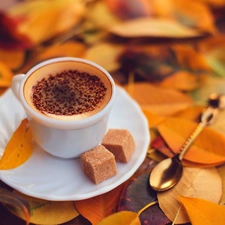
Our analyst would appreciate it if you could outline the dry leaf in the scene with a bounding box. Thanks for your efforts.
[157,117,225,165]
[128,82,193,116]
[75,185,123,225]
[158,167,222,224]
[0,119,33,170]
[12,190,79,224]
[0,61,13,87]
[109,18,202,38]
[178,196,225,225]
[83,42,124,72]
[96,211,140,225]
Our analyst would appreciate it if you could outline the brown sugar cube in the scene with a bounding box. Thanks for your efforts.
[80,145,117,184]
[102,129,135,163]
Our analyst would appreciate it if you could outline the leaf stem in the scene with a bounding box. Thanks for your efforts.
[138,200,158,216]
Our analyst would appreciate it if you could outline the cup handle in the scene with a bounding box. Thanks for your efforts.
[11,74,25,100]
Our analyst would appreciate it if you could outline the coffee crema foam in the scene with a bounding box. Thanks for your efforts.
[24,66,112,120]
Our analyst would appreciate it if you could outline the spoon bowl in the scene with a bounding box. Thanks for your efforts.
[150,155,183,191]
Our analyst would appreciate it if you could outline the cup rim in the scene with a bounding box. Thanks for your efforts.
[19,57,116,129]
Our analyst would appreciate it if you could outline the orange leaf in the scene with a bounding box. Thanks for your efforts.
[0,119,33,170]
[157,117,225,165]
[0,61,13,87]
[128,82,193,116]
[96,211,140,225]
[178,196,225,225]
[75,185,123,225]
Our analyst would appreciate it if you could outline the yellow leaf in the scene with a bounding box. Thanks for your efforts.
[109,18,202,38]
[0,119,33,170]
[157,117,225,165]
[0,61,13,87]
[12,190,79,224]
[178,196,225,225]
[158,167,222,224]
[128,82,193,116]
[97,211,140,225]
[0,49,25,70]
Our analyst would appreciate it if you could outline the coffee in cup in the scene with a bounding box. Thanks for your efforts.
[23,60,112,121]
[11,57,116,158]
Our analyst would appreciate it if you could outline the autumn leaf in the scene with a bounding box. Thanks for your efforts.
[12,190,79,225]
[158,167,222,224]
[0,186,30,225]
[127,82,193,116]
[157,117,225,165]
[96,211,140,225]
[0,61,13,87]
[0,119,33,170]
[109,18,203,38]
[178,196,225,225]
[75,185,123,225]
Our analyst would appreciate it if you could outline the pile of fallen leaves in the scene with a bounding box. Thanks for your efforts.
[1,0,225,224]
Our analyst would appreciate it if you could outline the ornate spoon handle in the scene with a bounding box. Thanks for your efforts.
[178,107,219,160]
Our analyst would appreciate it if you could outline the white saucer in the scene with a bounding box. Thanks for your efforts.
[0,86,150,201]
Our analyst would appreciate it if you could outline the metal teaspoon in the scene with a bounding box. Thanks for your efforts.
[149,94,224,192]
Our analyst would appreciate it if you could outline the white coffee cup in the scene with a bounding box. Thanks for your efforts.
[11,57,116,158]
